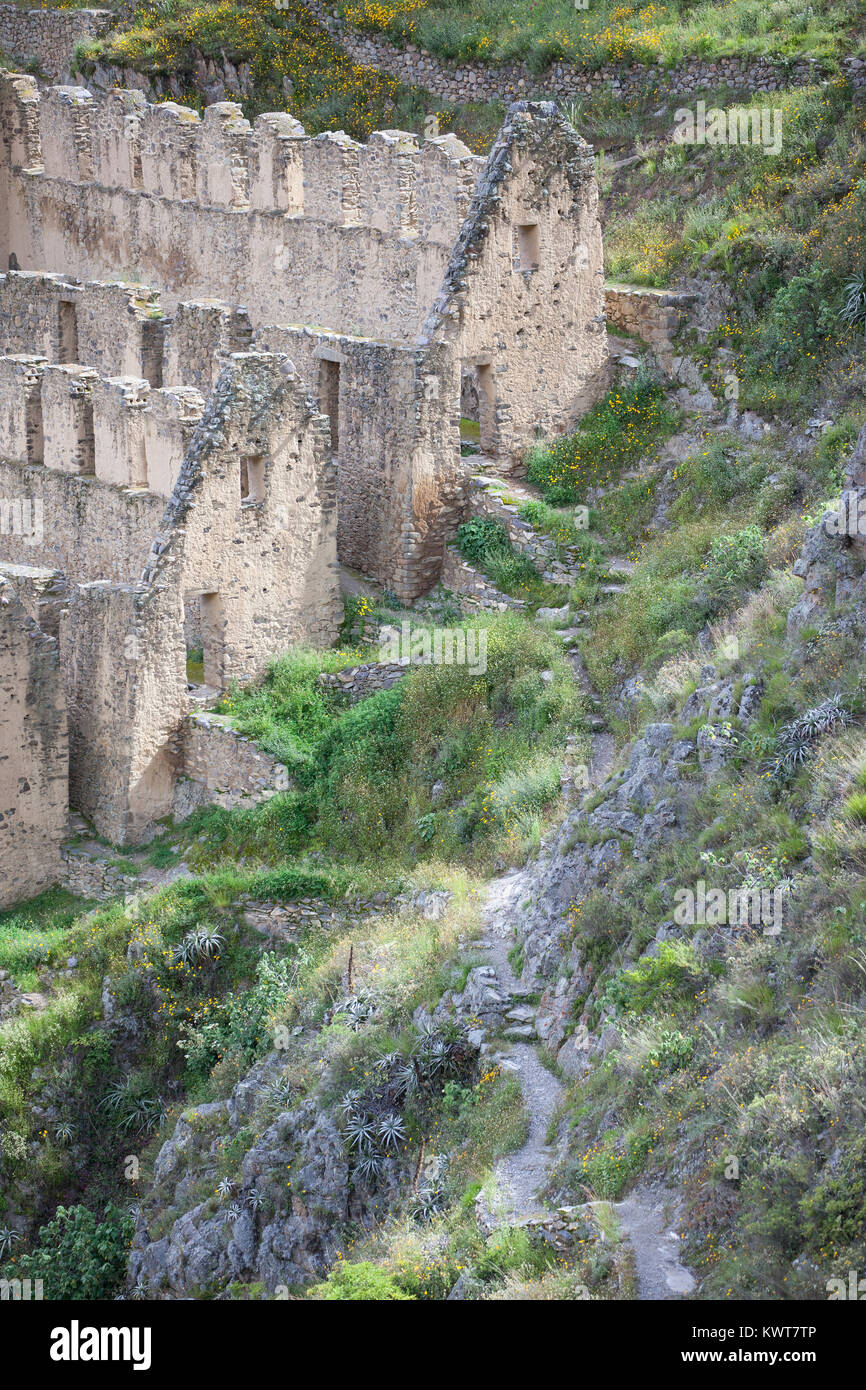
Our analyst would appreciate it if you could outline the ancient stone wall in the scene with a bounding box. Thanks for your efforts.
[0,83,607,600]
[61,577,186,844]
[0,271,165,383]
[0,575,68,905]
[604,284,697,373]
[0,5,111,81]
[177,710,290,813]
[143,353,341,685]
[0,79,482,343]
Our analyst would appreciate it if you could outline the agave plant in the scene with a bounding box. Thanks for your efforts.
[172,925,224,967]
[54,1121,75,1147]
[333,992,377,1030]
[354,1152,385,1186]
[262,1077,293,1111]
[339,1089,363,1117]
[217,1177,235,1201]
[374,1052,401,1074]
[840,273,866,338]
[377,1113,407,1150]
[770,697,851,780]
[130,1281,149,1301]
[101,1078,167,1136]
[410,1184,445,1223]
[245,1186,264,1212]
[0,1226,21,1259]
[222,1203,242,1227]
[344,1114,377,1153]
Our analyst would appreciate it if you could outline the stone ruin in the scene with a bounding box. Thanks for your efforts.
[0,74,608,895]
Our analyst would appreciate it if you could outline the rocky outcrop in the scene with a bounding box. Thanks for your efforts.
[129,1052,403,1296]
[488,673,762,1079]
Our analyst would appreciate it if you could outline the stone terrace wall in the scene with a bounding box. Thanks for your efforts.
[301,2,841,104]
[0,575,68,906]
[604,284,697,373]
[0,5,111,81]
[0,78,483,342]
[317,659,407,704]
[176,710,290,813]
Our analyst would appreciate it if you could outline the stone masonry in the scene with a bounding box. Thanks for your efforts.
[0,574,67,905]
[0,74,607,858]
[0,78,608,598]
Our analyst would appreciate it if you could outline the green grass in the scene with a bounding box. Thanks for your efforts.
[525,371,678,507]
[599,81,866,415]
[0,890,86,980]
[181,612,586,869]
[335,0,858,69]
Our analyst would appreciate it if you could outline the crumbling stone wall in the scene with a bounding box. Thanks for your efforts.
[604,284,697,373]
[0,5,111,81]
[0,81,481,341]
[61,577,186,844]
[143,353,341,684]
[1,80,607,603]
[0,575,67,905]
[177,710,290,814]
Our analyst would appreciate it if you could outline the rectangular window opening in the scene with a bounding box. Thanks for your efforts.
[516,223,540,273]
[58,300,78,364]
[240,453,266,504]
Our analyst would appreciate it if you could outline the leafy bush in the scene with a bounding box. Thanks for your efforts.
[309,1260,415,1300]
[602,942,705,1018]
[702,526,768,609]
[456,516,540,595]
[9,1204,133,1300]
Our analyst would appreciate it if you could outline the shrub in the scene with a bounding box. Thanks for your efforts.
[456,516,540,595]
[309,1260,415,1300]
[702,525,768,609]
[9,1204,133,1300]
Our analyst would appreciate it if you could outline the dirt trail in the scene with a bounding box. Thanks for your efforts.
[615,1186,697,1299]
[478,869,563,1225]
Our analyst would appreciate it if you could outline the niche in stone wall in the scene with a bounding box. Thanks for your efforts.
[199,591,225,690]
[317,357,340,456]
[58,300,79,363]
[464,359,497,457]
[515,222,540,273]
[25,390,44,465]
[240,453,266,505]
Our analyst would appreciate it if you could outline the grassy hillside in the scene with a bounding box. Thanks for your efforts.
[335,0,861,68]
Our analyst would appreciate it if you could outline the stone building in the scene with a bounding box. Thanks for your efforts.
[0,77,608,597]
[0,74,607,869]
